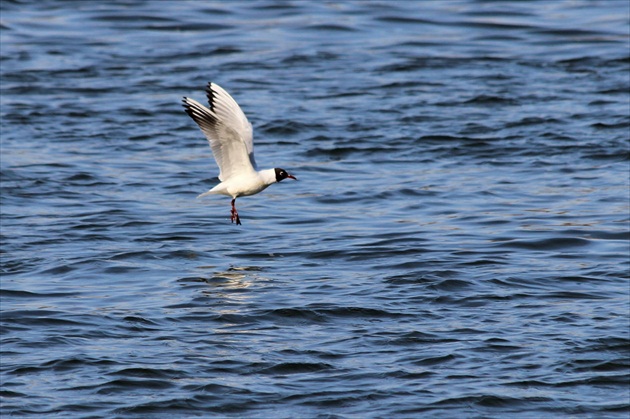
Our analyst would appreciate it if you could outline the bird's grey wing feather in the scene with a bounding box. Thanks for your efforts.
[182,96,255,181]
[205,83,257,170]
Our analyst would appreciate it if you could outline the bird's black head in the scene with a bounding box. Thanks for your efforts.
[274,168,297,182]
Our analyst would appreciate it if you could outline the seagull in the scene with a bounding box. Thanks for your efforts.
[182,83,296,225]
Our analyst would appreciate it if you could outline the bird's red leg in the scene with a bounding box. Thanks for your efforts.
[231,199,241,225]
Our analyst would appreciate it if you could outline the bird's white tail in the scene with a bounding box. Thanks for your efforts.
[197,190,216,199]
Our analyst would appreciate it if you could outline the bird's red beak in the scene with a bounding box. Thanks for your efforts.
[288,174,297,180]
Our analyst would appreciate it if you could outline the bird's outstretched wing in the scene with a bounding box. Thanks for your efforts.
[182,83,256,181]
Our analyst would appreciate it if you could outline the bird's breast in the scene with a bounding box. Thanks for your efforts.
[226,173,271,198]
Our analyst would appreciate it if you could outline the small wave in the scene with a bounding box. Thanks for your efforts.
[256,362,334,374]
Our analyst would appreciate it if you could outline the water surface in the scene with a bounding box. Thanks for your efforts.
[1,1,629,417]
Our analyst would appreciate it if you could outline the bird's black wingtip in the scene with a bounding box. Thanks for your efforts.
[205,82,216,110]
[181,98,196,119]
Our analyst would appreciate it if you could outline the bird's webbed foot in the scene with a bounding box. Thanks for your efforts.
[230,199,242,225]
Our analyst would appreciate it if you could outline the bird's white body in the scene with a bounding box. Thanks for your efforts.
[199,168,277,199]
[182,83,296,224]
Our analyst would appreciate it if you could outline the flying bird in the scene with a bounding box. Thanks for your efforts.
[182,83,296,225]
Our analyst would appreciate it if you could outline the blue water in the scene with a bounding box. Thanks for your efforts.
[1,1,629,417]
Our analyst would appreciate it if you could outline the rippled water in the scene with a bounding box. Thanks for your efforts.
[2,1,629,417]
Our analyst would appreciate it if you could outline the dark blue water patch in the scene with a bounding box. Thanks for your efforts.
[532,27,621,39]
[256,362,335,375]
[304,23,359,33]
[133,232,200,242]
[259,120,329,136]
[304,147,389,165]
[377,56,509,73]
[111,393,260,416]
[493,237,594,250]
[256,305,410,323]
[0,255,46,275]
[591,121,630,130]
[281,51,340,65]
[256,307,328,323]
[141,22,234,32]
[375,16,440,26]
[0,289,75,299]
[505,117,564,127]
[463,94,519,105]
[94,378,177,395]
